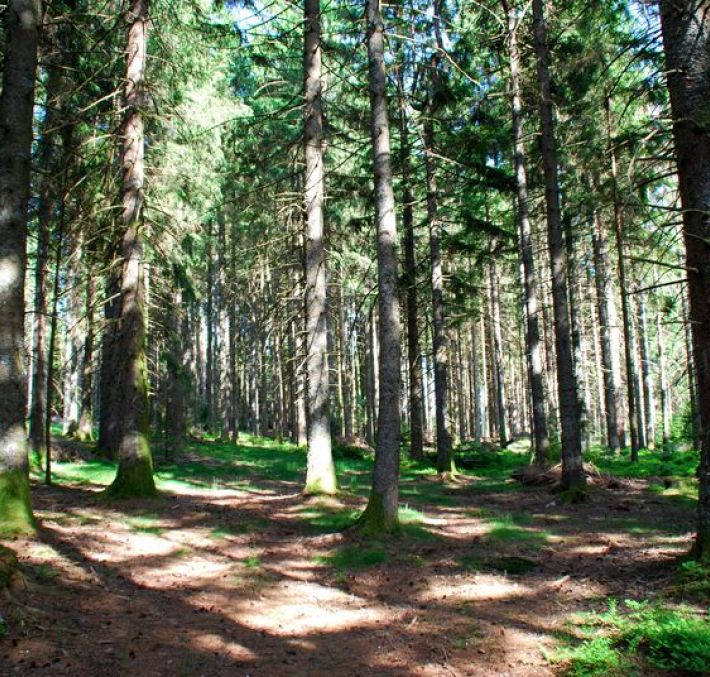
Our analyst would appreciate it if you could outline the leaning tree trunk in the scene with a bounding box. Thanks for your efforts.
[357,0,401,534]
[659,0,710,559]
[0,0,40,533]
[303,0,336,495]
[532,0,585,492]
[503,0,549,465]
[107,0,155,497]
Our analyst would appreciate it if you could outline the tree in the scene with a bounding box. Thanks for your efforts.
[106,0,156,497]
[357,0,401,534]
[659,0,710,559]
[303,0,337,495]
[0,0,40,533]
[532,0,585,492]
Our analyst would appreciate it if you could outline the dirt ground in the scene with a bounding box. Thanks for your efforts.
[0,464,693,676]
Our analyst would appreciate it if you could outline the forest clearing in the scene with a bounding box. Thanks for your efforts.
[1,434,705,676]
[2,0,710,674]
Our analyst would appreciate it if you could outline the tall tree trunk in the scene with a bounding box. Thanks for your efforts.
[606,98,640,458]
[358,0,401,534]
[303,0,336,494]
[656,310,671,452]
[592,210,623,452]
[107,0,155,497]
[503,0,549,465]
[532,0,584,491]
[659,0,710,559]
[77,274,95,441]
[489,250,508,447]
[424,119,453,473]
[637,291,655,448]
[398,88,424,460]
[0,0,40,532]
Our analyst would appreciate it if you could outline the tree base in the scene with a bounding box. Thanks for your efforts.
[303,475,338,496]
[691,532,710,563]
[0,469,35,536]
[106,453,157,499]
[353,492,399,537]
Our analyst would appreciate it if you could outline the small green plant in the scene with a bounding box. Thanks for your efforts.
[244,555,261,569]
[552,599,710,675]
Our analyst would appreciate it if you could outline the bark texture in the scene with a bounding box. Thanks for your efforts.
[532,0,585,491]
[0,0,40,533]
[503,0,549,465]
[303,0,336,495]
[659,0,710,559]
[107,0,156,497]
[358,0,401,534]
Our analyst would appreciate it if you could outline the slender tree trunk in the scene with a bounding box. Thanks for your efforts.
[532,0,584,491]
[637,292,655,447]
[77,274,95,441]
[592,210,623,452]
[108,0,155,497]
[606,98,640,458]
[659,0,710,559]
[424,119,453,473]
[656,310,671,452]
[489,251,508,447]
[503,0,549,464]
[358,0,401,534]
[303,0,336,494]
[0,0,40,532]
[398,91,424,461]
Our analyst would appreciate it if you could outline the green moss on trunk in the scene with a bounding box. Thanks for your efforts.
[107,434,156,498]
[0,469,35,535]
[354,492,399,537]
[691,531,710,563]
[304,471,338,497]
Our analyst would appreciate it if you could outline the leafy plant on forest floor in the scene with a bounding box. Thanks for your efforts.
[551,599,710,676]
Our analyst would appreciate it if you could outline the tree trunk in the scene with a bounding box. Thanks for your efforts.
[656,310,671,452]
[659,0,710,559]
[0,0,40,532]
[77,274,95,441]
[358,0,401,534]
[489,250,508,447]
[398,88,424,461]
[424,119,453,473]
[107,0,155,497]
[303,0,336,494]
[503,0,549,465]
[637,291,655,448]
[532,0,584,491]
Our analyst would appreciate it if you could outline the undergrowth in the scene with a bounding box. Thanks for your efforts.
[552,598,710,676]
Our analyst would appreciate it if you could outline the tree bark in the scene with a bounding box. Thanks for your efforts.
[532,0,584,491]
[424,118,453,473]
[398,87,424,460]
[358,0,401,534]
[489,249,508,447]
[503,0,549,465]
[592,209,623,452]
[0,0,40,532]
[303,0,336,494]
[107,0,155,497]
[659,0,710,559]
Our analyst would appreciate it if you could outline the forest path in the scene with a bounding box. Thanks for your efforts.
[0,438,694,676]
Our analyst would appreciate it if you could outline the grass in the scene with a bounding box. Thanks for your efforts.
[485,513,550,546]
[314,545,388,570]
[553,599,710,676]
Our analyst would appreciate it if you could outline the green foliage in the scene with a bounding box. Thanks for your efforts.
[553,600,710,675]
[675,560,710,602]
[315,545,388,571]
[485,514,550,546]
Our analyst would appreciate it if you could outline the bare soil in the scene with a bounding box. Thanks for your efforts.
[0,463,693,676]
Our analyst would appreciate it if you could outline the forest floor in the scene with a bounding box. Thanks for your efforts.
[1,435,707,676]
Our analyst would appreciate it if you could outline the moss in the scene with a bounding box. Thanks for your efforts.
[303,471,338,496]
[0,468,35,535]
[106,435,157,498]
[354,491,400,536]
